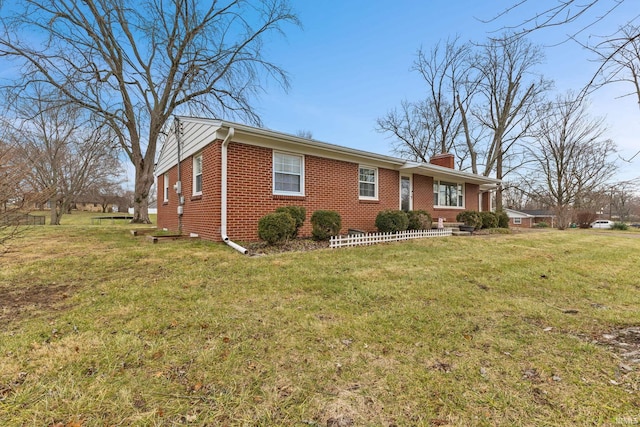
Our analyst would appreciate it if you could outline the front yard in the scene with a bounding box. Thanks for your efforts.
[1,224,639,426]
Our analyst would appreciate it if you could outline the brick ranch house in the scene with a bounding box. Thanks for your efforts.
[155,117,500,250]
[505,208,556,228]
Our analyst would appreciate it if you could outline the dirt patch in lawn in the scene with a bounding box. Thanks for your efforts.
[0,283,74,326]
[593,327,640,365]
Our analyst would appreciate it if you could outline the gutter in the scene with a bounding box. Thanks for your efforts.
[220,127,248,254]
[174,117,184,233]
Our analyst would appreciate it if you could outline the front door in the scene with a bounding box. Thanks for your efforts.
[400,175,412,212]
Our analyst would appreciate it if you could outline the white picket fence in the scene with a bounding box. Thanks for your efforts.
[329,228,452,249]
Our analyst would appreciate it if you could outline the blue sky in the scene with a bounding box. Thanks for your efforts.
[254,0,640,183]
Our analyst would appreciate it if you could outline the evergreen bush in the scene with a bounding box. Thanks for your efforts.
[495,210,510,228]
[480,211,499,229]
[375,210,409,233]
[257,212,295,245]
[311,210,341,241]
[406,210,432,230]
[275,205,306,237]
[456,210,482,229]
[612,222,628,230]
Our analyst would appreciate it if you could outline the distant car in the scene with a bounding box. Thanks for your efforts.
[631,223,640,228]
[590,220,614,229]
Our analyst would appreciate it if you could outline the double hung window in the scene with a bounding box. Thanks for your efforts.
[273,152,304,196]
[193,154,203,195]
[359,166,378,200]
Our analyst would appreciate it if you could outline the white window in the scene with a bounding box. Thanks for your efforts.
[359,166,378,200]
[163,173,169,202]
[433,180,464,208]
[273,152,304,195]
[514,218,522,225]
[193,153,203,195]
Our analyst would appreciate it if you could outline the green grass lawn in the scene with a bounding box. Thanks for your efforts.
[1,225,639,426]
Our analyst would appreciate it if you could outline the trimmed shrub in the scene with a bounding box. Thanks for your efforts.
[407,210,433,230]
[375,210,409,233]
[275,205,306,237]
[495,210,510,228]
[535,221,549,228]
[311,210,341,241]
[612,222,629,230]
[257,212,295,245]
[456,210,482,229]
[480,211,499,229]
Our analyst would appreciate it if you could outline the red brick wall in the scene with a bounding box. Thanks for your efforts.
[157,141,222,240]
[157,141,485,241]
[412,175,433,211]
[510,217,532,228]
[157,170,178,231]
[224,143,400,241]
[429,153,455,169]
[481,191,491,212]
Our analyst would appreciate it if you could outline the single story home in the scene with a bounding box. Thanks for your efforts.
[155,117,500,249]
[505,208,556,228]
[504,208,535,228]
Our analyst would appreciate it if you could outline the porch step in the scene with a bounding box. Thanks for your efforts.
[451,230,472,236]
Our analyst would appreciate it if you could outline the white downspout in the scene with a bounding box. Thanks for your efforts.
[221,127,248,254]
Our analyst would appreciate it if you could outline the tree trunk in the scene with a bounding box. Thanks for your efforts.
[554,205,572,230]
[131,158,154,224]
[495,147,504,211]
[49,199,61,225]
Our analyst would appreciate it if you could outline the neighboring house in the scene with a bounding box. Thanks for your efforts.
[155,117,501,245]
[505,208,556,228]
[521,209,556,228]
[504,208,535,228]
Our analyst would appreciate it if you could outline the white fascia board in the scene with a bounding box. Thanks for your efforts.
[504,208,534,218]
[400,163,501,186]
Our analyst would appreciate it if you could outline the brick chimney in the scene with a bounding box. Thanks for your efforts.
[429,153,455,169]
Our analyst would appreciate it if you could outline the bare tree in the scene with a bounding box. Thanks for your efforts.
[10,93,122,225]
[379,35,550,212]
[0,0,299,223]
[590,24,640,163]
[411,39,471,155]
[377,38,472,163]
[472,35,551,210]
[527,92,617,228]
[489,1,632,43]
[377,100,439,162]
[0,137,26,254]
[608,179,639,221]
[501,179,533,210]
[82,181,126,213]
[491,1,640,162]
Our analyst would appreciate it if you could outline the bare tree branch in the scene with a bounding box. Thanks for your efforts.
[0,0,299,223]
[527,91,617,228]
